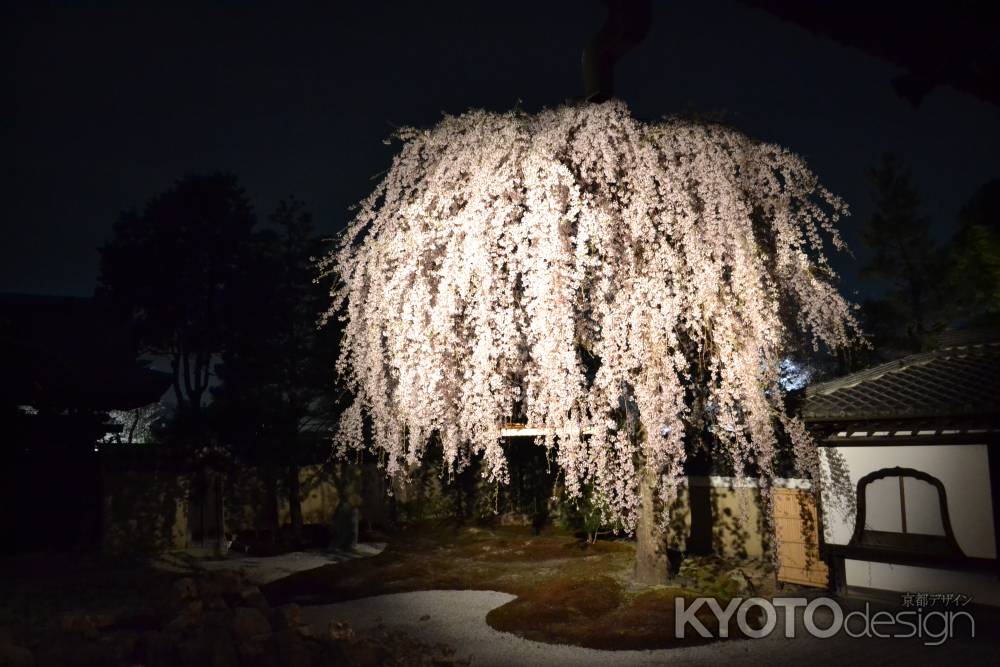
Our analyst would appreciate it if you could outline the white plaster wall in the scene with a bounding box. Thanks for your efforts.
[905,476,945,536]
[864,477,903,532]
[819,444,995,558]
[845,559,1000,606]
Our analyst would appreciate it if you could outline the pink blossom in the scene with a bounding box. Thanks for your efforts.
[321,101,859,531]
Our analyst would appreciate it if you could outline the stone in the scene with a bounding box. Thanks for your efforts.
[239,585,263,600]
[327,620,355,642]
[57,613,98,639]
[176,637,208,666]
[231,606,272,642]
[210,635,239,667]
[246,594,271,616]
[165,600,204,634]
[220,590,244,608]
[725,567,752,595]
[112,606,160,632]
[0,641,34,667]
[273,629,311,667]
[331,501,359,550]
[172,577,199,601]
[239,586,271,614]
[201,571,244,599]
[34,636,111,667]
[235,637,267,664]
[273,603,302,630]
[138,630,176,667]
[175,622,237,667]
[338,641,381,666]
[102,631,138,664]
[202,608,235,634]
[207,596,229,611]
[91,613,116,630]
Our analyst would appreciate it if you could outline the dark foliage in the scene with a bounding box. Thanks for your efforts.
[99,172,257,422]
[213,197,339,540]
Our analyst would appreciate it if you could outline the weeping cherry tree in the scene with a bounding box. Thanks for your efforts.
[321,101,859,581]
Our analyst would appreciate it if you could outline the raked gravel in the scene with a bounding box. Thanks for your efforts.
[154,543,387,585]
[298,589,999,666]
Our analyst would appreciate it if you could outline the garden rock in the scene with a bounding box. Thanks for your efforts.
[138,630,176,667]
[57,613,97,639]
[209,635,239,667]
[101,630,138,664]
[232,606,272,642]
[207,595,229,610]
[273,628,311,667]
[725,567,753,595]
[35,635,114,667]
[171,577,199,602]
[273,603,303,630]
[331,502,359,550]
[328,620,355,642]
[239,586,271,614]
[0,640,34,667]
[200,570,243,599]
[57,611,118,639]
[165,600,203,633]
[7,568,464,667]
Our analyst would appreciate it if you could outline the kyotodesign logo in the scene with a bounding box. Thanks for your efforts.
[675,595,975,646]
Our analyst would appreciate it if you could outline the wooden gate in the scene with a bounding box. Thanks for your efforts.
[773,487,829,588]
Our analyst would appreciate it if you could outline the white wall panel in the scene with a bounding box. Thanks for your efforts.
[820,444,995,558]
[846,559,1000,606]
[905,476,945,537]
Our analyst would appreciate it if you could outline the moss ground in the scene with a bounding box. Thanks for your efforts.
[263,523,759,649]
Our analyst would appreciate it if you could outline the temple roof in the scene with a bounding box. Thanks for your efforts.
[803,340,1000,423]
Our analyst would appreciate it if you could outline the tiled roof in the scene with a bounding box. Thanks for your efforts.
[802,342,1000,422]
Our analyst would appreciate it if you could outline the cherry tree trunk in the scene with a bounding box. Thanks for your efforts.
[286,465,304,544]
[634,468,669,584]
[262,465,280,539]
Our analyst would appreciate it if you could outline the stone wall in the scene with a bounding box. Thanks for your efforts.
[102,458,798,559]
[659,477,773,559]
[223,464,361,533]
[102,463,368,555]
[103,465,192,554]
[390,469,792,560]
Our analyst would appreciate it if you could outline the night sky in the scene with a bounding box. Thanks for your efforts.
[7,1,999,299]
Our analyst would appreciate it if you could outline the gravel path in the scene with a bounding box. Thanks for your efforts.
[299,589,1000,666]
[154,543,386,585]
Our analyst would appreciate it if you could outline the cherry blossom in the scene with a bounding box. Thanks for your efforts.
[321,101,858,531]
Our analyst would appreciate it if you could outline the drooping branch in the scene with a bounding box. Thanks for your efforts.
[322,101,859,531]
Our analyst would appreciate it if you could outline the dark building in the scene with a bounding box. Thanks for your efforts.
[1,293,170,551]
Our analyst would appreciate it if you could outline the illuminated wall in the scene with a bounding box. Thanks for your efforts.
[819,442,999,605]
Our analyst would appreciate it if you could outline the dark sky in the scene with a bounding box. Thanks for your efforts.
[7,1,999,299]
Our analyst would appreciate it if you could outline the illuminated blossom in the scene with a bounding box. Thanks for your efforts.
[321,101,858,530]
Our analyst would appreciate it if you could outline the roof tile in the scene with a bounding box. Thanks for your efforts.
[803,343,1000,421]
